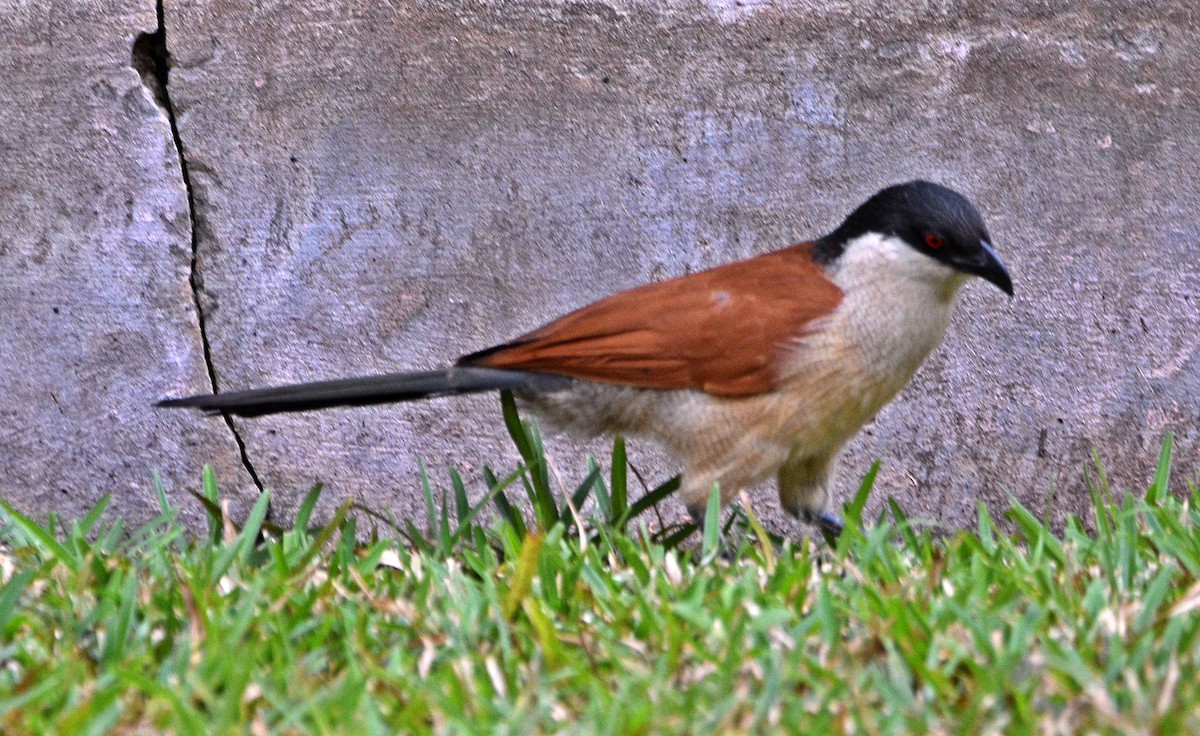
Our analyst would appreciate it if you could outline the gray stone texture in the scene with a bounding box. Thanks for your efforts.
[0,1,254,528]
[2,0,1197,532]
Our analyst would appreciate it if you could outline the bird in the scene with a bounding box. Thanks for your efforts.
[160,180,1013,539]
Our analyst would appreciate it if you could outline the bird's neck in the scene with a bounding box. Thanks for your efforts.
[824,231,965,383]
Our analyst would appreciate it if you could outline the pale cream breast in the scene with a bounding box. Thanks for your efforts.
[774,232,966,451]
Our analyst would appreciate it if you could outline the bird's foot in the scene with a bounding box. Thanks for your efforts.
[801,509,844,546]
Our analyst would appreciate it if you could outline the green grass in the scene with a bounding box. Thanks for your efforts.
[0,430,1197,734]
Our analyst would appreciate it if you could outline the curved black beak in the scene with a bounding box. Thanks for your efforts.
[962,240,1013,296]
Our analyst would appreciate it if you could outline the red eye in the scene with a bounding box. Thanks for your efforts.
[925,233,944,250]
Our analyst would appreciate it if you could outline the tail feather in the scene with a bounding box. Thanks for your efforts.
[156,367,571,417]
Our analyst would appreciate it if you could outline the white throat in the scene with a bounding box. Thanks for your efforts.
[822,231,967,395]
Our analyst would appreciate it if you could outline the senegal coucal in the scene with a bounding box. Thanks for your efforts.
[160,180,1013,537]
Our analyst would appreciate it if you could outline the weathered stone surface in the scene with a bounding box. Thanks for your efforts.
[6,0,1196,533]
[0,2,252,528]
[158,0,1200,531]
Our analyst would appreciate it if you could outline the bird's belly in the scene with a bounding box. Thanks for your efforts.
[776,359,910,452]
[516,381,668,439]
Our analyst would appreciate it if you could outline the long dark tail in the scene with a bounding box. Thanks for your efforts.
[156,367,571,418]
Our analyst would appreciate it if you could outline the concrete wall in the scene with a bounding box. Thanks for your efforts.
[2,0,1197,533]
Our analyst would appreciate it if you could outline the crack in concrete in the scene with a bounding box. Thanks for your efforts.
[134,1,267,497]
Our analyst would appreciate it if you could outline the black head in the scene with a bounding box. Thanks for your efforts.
[816,180,1013,295]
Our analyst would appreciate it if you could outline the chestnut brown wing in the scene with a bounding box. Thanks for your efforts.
[458,245,843,397]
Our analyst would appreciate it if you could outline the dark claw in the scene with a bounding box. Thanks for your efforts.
[801,509,844,546]
[815,511,844,544]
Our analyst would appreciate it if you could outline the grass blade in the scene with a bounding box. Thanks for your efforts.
[211,491,271,580]
[401,519,434,555]
[589,457,612,519]
[887,497,918,550]
[202,464,221,543]
[450,468,524,547]
[503,533,543,620]
[72,495,111,541]
[1007,500,1063,565]
[294,483,324,532]
[489,466,527,539]
[739,491,776,573]
[845,460,880,530]
[1148,432,1174,505]
[567,465,601,519]
[296,497,352,571]
[438,495,452,555]
[0,499,78,572]
[611,436,628,521]
[419,459,436,535]
[700,484,722,563]
[501,391,557,529]
[623,474,682,526]
[522,597,564,669]
[500,389,536,468]
[657,522,698,550]
[152,471,173,516]
[0,569,35,632]
[450,468,470,525]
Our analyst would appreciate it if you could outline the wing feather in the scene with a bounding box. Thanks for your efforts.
[458,244,842,396]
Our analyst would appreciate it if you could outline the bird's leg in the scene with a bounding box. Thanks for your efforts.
[778,452,844,544]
